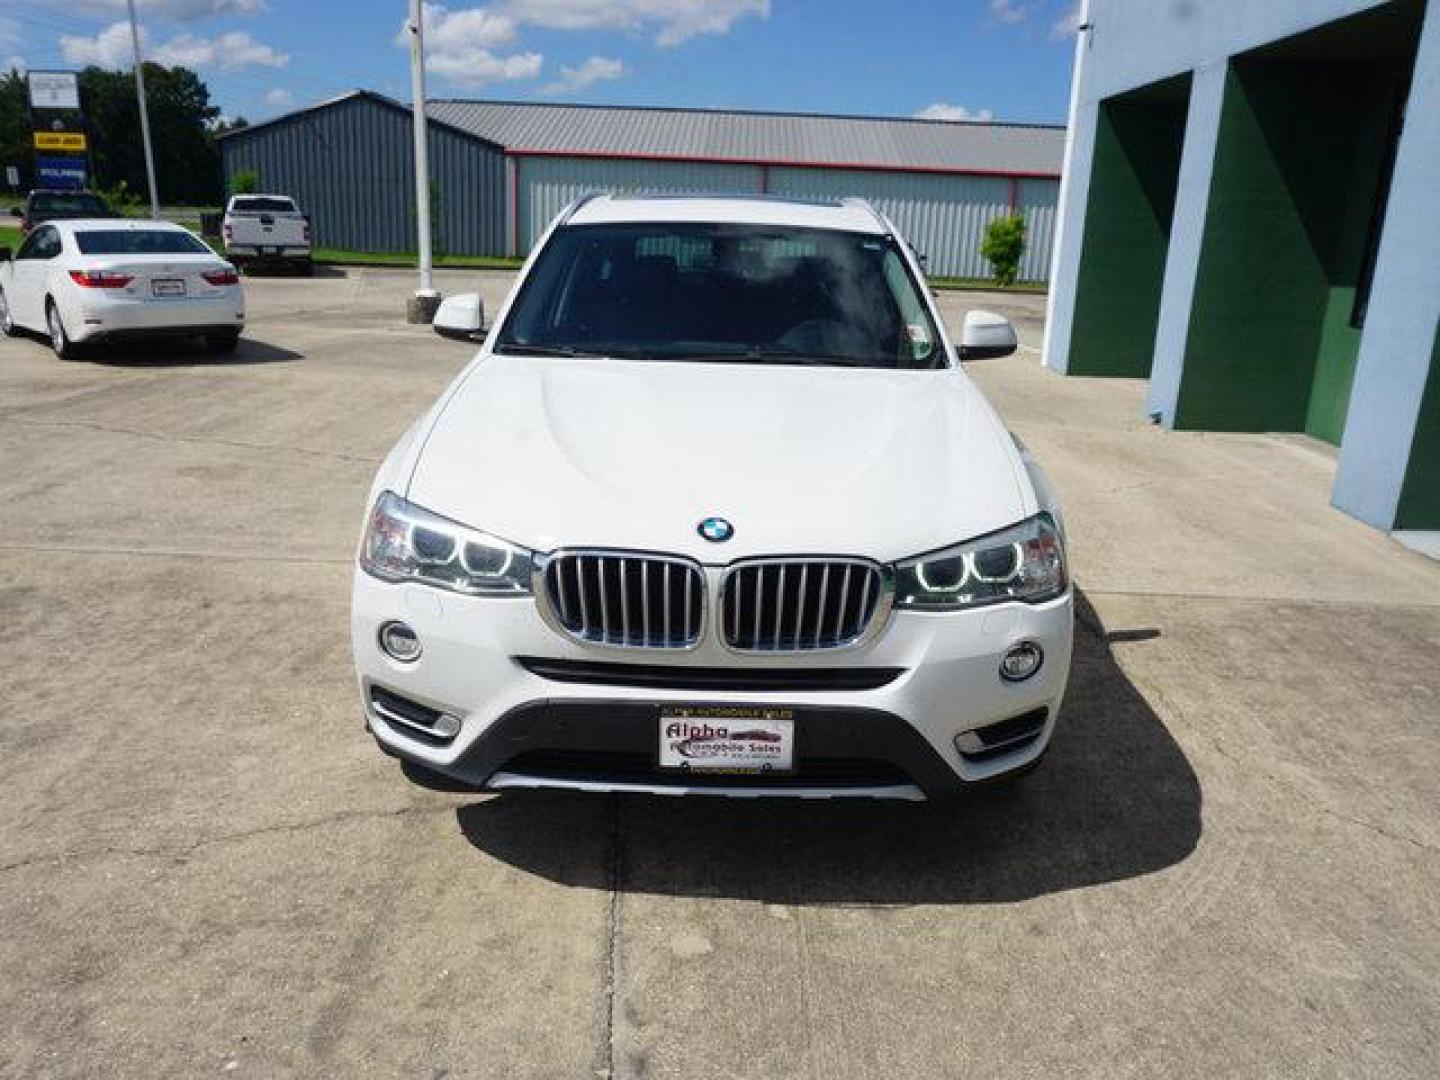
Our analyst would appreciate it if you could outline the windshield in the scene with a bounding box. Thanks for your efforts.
[31,193,108,214]
[231,197,295,213]
[74,229,212,255]
[497,222,946,369]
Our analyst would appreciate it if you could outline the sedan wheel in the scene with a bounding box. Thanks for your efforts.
[47,302,77,360]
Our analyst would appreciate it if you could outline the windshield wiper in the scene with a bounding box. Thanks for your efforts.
[493,343,605,358]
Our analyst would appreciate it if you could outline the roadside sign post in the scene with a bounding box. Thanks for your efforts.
[125,0,161,220]
[27,71,88,192]
[405,0,442,323]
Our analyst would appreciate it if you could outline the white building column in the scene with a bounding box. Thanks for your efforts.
[1332,0,1440,529]
[1041,97,1098,374]
[1144,60,1228,425]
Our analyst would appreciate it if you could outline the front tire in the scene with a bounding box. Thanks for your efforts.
[0,288,18,337]
[205,330,240,355]
[46,301,78,360]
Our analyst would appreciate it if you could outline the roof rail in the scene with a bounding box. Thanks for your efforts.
[840,197,889,234]
[558,190,605,226]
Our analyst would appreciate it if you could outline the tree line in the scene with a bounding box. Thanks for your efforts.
[0,64,245,206]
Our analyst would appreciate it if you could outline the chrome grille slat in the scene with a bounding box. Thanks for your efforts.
[542,551,704,650]
[721,557,887,653]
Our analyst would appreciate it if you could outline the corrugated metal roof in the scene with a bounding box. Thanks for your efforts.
[426,100,1064,176]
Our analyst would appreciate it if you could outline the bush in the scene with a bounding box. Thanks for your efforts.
[228,169,260,195]
[980,213,1027,286]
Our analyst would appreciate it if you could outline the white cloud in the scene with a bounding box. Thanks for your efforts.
[541,55,623,95]
[988,0,1031,24]
[397,4,538,88]
[914,102,995,123]
[60,22,136,68]
[1050,2,1083,39]
[502,0,769,46]
[263,87,293,108]
[61,21,287,71]
[50,0,267,20]
[155,30,287,69]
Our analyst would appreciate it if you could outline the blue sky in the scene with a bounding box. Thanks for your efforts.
[2,1,1080,126]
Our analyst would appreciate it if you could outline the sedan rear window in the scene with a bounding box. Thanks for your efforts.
[230,197,296,213]
[31,193,109,214]
[74,229,212,255]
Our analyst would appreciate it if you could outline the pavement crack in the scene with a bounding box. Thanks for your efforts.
[1,415,379,465]
[0,802,448,876]
[601,794,626,1080]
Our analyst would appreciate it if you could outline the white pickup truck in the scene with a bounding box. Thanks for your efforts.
[221,194,312,274]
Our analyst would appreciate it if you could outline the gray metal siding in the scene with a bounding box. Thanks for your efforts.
[430,99,1065,176]
[221,96,505,255]
[516,156,762,251]
[768,167,1058,280]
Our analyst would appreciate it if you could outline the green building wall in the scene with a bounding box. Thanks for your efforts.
[1065,78,1189,378]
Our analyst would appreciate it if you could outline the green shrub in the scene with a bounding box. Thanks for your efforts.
[980,213,1027,286]
[228,169,260,195]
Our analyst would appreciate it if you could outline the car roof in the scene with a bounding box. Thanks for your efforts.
[49,219,193,236]
[565,193,889,234]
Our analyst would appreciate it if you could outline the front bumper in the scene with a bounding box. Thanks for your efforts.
[351,568,1073,799]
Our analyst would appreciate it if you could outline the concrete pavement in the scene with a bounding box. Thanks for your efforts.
[0,268,1435,1077]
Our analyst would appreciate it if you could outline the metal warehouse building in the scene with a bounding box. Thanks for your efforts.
[1045,0,1439,537]
[219,92,1064,280]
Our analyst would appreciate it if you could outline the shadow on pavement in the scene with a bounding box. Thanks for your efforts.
[454,589,1201,904]
[84,335,302,367]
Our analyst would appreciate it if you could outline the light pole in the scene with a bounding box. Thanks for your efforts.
[405,0,441,322]
[125,0,160,219]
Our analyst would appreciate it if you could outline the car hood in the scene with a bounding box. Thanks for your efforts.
[407,355,1030,563]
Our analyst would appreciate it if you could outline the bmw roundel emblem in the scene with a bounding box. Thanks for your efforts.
[697,516,734,543]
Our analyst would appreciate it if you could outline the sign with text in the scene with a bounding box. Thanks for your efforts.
[35,156,86,190]
[28,72,81,112]
[33,131,87,152]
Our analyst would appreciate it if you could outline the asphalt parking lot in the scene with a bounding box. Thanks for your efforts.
[1,266,1437,1078]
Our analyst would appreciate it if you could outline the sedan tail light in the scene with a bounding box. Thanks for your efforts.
[69,270,134,289]
[302,222,311,243]
[202,269,240,286]
[222,223,233,242]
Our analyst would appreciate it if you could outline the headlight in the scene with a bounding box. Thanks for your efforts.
[359,491,534,596]
[894,513,1067,610]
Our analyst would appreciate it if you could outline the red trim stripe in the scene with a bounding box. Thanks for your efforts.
[505,147,1059,181]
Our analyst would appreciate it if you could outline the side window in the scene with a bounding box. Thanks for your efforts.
[881,248,935,363]
[24,228,61,260]
[15,229,45,260]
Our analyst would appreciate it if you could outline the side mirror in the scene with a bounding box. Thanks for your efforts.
[0,246,10,261]
[9,206,21,218]
[433,292,485,340]
[956,310,1018,361]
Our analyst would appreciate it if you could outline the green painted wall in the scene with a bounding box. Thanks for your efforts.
[1395,329,1440,530]
[1067,80,1189,377]
[1175,61,1400,439]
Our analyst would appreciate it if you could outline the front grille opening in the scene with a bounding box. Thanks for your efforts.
[545,552,704,649]
[516,656,904,692]
[722,559,884,652]
[369,685,455,746]
[501,749,910,789]
[957,707,1048,763]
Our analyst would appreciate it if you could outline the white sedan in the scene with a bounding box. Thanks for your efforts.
[0,218,245,358]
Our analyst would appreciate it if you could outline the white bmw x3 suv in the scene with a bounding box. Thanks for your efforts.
[352,194,1072,800]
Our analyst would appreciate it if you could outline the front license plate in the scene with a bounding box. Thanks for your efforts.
[151,278,186,297]
[658,706,795,774]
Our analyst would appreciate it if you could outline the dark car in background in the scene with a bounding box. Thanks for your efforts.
[10,190,118,234]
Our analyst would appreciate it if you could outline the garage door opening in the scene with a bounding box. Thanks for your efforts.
[1065,74,1191,377]
[1173,0,1423,442]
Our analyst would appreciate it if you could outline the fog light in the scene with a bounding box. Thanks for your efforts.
[379,621,422,662]
[1000,641,1043,682]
